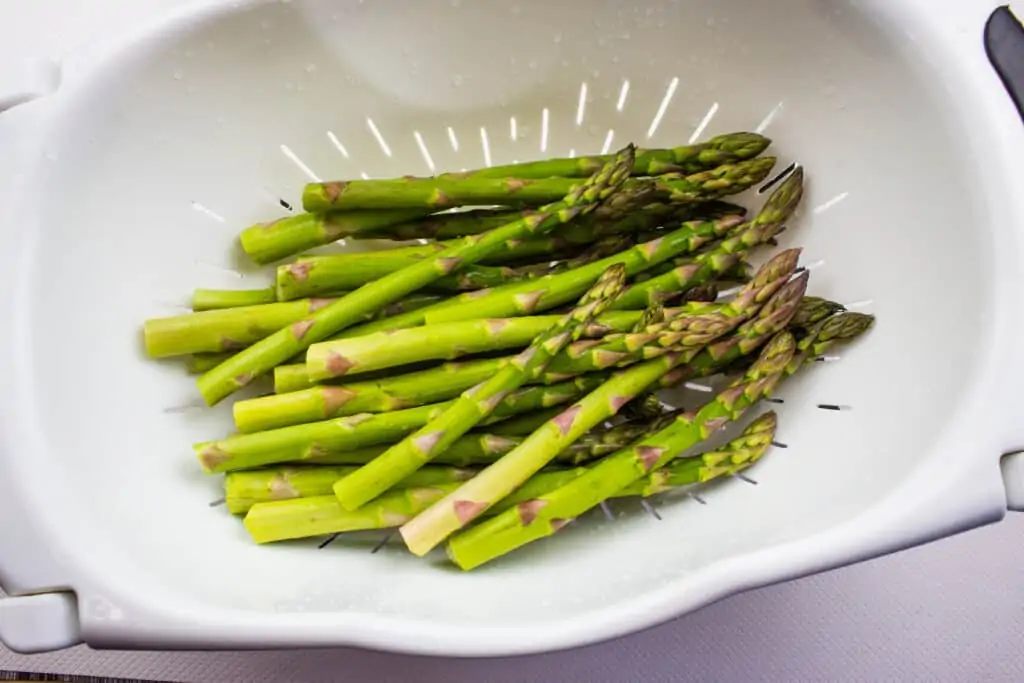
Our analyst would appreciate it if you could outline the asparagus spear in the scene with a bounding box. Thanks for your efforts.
[449,309,876,569]
[243,408,774,544]
[305,309,643,382]
[609,167,804,310]
[144,297,339,358]
[196,146,636,406]
[658,296,857,389]
[192,287,277,311]
[236,357,500,432]
[385,214,745,332]
[332,265,628,511]
[305,417,646,468]
[447,133,771,180]
[278,255,547,300]
[225,464,478,515]
[445,331,798,569]
[234,417,657,514]
[303,157,774,211]
[397,250,801,555]
[195,375,606,473]
[187,292,450,377]
[360,196,739,243]
[238,209,429,265]
[620,410,778,496]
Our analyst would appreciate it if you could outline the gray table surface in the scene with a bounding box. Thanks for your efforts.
[3,2,1023,681]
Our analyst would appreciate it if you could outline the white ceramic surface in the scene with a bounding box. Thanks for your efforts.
[1,0,1024,657]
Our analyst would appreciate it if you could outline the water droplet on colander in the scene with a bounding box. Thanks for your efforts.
[528,59,538,69]
[553,32,562,43]
[452,74,464,86]
[185,50,194,58]
[706,16,716,26]
[285,82,294,90]
[305,63,317,73]
[511,4,521,14]
[172,70,183,80]
[261,19,271,29]
[822,84,839,97]
[44,150,57,161]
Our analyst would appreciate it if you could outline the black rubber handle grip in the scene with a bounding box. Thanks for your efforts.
[986,6,1024,120]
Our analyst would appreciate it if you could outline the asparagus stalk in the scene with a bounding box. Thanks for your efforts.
[144,297,339,358]
[225,464,478,515]
[609,167,804,310]
[445,331,798,569]
[188,292,450,377]
[242,408,774,544]
[387,214,745,331]
[278,255,548,301]
[617,410,778,496]
[397,251,801,555]
[332,265,628,511]
[236,357,506,433]
[447,133,772,180]
[238,208,429,265]
[305,310,643,382]
[196,146,636,405]
[447,309,876,569]
[192,287,277,311]
[532,249,801,380]
[195,375,606,473]
[657,295,856,389]
[302,157,774,212]
[235,417,656,514]
[360,197,740,244]
[306,417,647,468]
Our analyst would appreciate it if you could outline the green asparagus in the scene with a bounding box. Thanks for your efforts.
[445,330,798,569]
[241,408,777,544]
[144,297,339,358]
[443,133,772,180]
[303,157,774,212]
[196,375,606,473]
[196,146,636,405]
[398,249,801,555]
[192,287,277,311]
[239,208,429,265]
[332,265,628,511]
[304,310,644,382]
[225,464,478,515]
[610,167,804,310]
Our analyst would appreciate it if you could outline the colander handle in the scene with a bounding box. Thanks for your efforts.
[986,6,1024,121]
[986,6,1024,511]
[0,58,60,112]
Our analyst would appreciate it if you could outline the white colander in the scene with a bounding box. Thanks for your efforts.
[2,0,1024,658]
